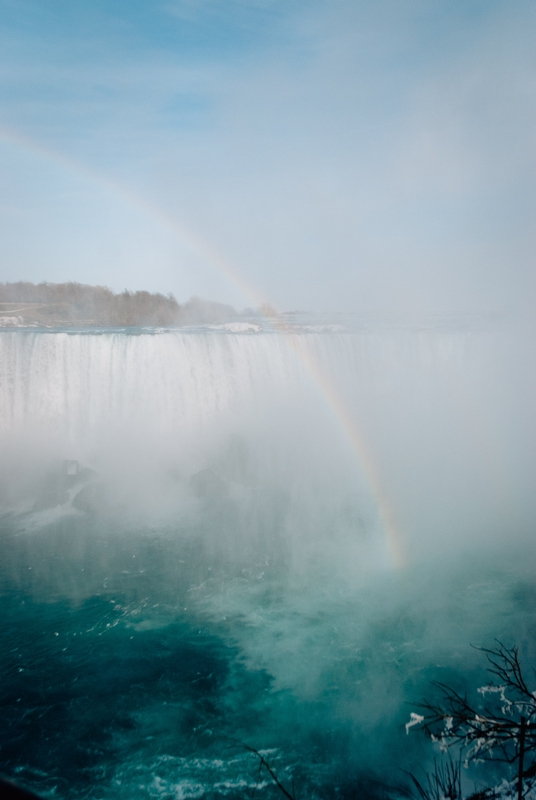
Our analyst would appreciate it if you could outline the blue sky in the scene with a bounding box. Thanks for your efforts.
[0,0,534,316]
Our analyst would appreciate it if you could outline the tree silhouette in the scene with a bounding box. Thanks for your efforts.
[0,282,239,327]
[405,755,462,800]
[242,743,296,800]
[407,642,536,800]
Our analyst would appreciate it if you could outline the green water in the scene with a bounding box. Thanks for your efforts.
[2,515,535,799]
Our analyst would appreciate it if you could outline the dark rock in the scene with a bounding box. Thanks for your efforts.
[0,776,43,799]
[77,467,99,483]
[190,469,228,499]
[72,483,107,514]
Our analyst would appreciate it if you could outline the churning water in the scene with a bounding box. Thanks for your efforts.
[1,324,535,798]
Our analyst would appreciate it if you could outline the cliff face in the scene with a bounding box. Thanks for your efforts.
[0,283,238,327]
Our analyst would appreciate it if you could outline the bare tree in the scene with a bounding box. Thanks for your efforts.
[242,743,296,800]
[405,756,462,800]
[407,642,536,800]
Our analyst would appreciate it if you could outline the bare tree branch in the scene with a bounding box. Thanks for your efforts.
[407,643,536,799]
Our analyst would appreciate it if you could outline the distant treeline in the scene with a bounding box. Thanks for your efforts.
[0,282,238,327]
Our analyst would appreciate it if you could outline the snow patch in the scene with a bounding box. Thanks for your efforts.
[210,322,261,333]
[0,316,25,327]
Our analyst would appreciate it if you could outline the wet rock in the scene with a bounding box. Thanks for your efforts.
[190,469,228,499]
[72,483,107,514]
[77,467,99,483]
[61,461,99,489]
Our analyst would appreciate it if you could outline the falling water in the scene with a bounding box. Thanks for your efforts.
[1,324,535,798]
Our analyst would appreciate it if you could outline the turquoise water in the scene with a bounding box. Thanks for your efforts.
[0,520,354,799]
[2,513,536,799]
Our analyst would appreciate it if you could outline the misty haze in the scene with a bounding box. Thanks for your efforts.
[0,2,535,800]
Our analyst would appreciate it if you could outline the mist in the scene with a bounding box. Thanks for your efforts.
[1,0,536,797]
[4,321,536,568]
[1,315,536,796]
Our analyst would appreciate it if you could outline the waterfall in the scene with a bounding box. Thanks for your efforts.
[0,325,533,570]
[1,326,536,799]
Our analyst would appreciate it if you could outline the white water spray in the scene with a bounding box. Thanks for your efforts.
[1,325,533,573]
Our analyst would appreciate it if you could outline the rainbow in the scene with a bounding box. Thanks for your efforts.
[0,125,405,568]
